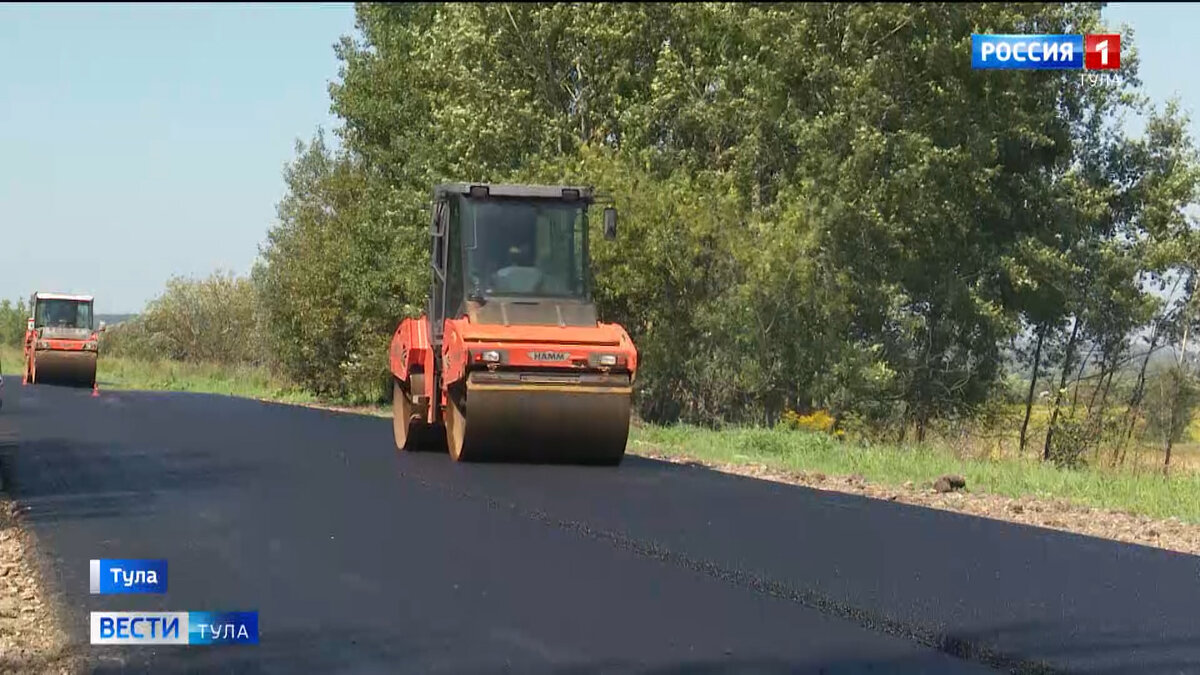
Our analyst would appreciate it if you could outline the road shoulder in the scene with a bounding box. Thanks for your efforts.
[249,395,1200,557]
[637,447,1200,557]
[0,491,85,673]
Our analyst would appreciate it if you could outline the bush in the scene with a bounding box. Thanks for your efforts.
[102,271,268,366]
[735,429,793,456]
[100,318,163,360]
[1045,416,1092,470]
[1144,366,1200,447]
[0,298,29,348]
[781,409,839,436]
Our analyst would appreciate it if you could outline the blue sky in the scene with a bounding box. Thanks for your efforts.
[0,3,1197,313]
[1,3,355,312]
[1103,2,1199,135]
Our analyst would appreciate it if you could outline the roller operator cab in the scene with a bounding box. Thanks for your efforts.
[24,292,104,388]
[389,183,637,464]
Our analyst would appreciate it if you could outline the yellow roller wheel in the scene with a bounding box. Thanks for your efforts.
[394,377,438,452]
[445,390,468,462]
[393,380,416,451]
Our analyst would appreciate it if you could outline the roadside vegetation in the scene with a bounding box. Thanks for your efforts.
[5,5,1200,526]
[0,343,304,402]
[633,425,1200,524]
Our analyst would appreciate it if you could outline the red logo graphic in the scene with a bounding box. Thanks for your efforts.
[1085,34,1120,70]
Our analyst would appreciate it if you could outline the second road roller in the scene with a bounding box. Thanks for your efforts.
[389,183,638,464]
[24,291,104,389]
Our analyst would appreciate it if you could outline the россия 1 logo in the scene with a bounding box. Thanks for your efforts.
[1083,34,1120,70]
[972,34,1120,70]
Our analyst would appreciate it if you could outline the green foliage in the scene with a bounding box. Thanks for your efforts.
[1145,365,1200,446]
[0,298,29,348]
[252,131,424,402]
[240,1,1200,455]
[1045,416,1092,470]
[102,271,266,365]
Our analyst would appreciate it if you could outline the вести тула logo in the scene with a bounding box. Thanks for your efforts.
[90,611,259,645]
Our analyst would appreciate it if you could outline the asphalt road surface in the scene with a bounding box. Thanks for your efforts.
[1,380,1198,674]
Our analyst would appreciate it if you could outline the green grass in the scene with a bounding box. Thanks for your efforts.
[1,344,22,378]
[631,424,1200,524]
[99,356,317,403]
[1,344,315,404]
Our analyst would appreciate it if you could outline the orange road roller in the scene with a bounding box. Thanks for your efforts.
[389,183,638,464]
[24,292,104,389]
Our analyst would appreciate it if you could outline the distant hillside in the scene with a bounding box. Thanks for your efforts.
[1005,342,1181,384]
[97,313,137,326]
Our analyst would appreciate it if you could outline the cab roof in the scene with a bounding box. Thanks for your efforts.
[34,292,94,302]
[434,183,596,202]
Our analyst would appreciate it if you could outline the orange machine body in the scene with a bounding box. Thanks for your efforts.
[390,315,638,424]
[386,182,636,463]
[23,292,100,388]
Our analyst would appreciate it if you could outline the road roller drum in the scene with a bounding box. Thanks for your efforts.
[445,372,632,464]
[33,350,97,387]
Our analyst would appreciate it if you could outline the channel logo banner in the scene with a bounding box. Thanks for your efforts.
[89,559,167,594]
[972,34,1084,70]
[91,612,188,645]
[91,612,259,645]
[188,612,259,645]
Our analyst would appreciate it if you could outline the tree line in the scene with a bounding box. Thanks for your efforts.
[96,4,1200,469]
[0,299,29,349]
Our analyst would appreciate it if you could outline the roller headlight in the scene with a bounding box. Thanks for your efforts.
[473,349,506,364]
[589,353,621,368]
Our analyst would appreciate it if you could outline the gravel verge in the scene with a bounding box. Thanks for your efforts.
[0,498,85,674]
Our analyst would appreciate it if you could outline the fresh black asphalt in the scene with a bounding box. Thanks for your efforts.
[1,380,1198,673]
